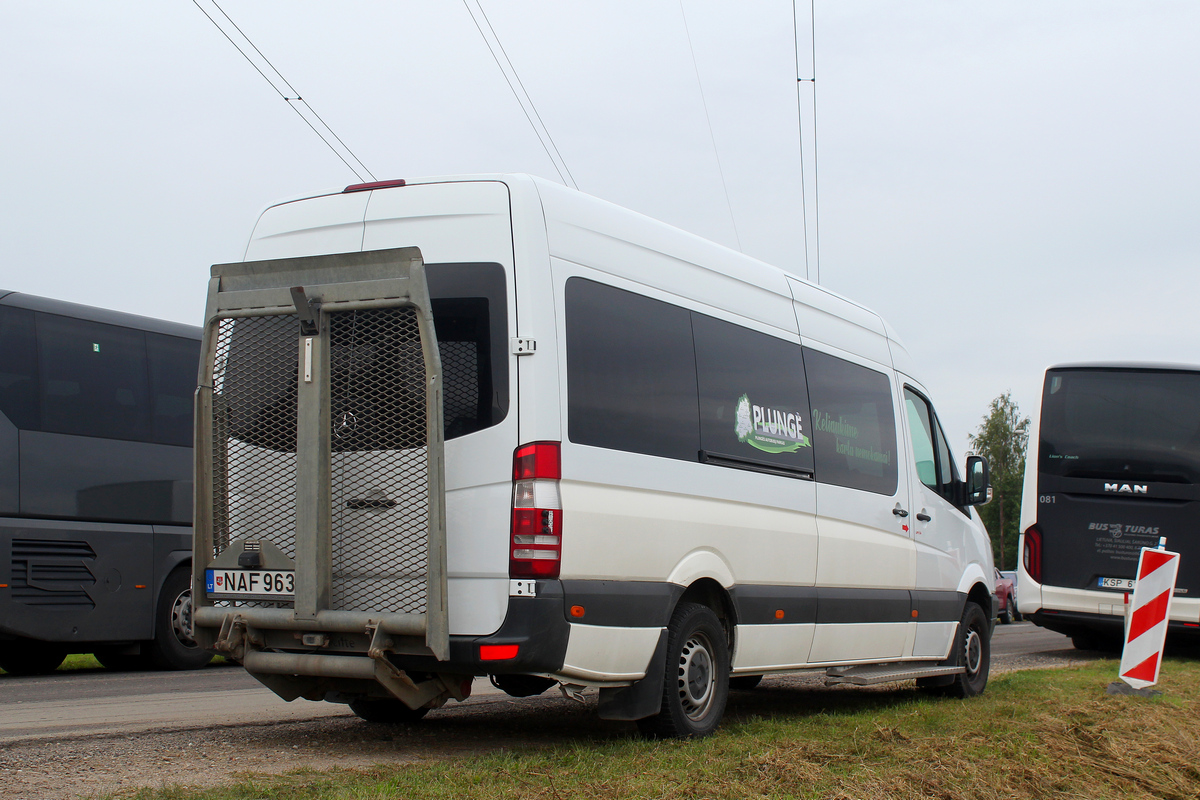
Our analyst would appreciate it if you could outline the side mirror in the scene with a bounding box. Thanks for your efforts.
[963,455,990,506]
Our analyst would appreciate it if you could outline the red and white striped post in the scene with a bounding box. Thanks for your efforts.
[1118,539,1179,690]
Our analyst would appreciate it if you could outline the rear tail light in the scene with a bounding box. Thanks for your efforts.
[1023,525,1042,583]
[510,442,562,578]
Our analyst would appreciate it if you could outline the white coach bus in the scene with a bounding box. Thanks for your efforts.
[1018,363,1200,650]
[191,174,996,738]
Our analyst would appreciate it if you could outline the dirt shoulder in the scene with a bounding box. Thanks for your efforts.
[0,647,1100,800]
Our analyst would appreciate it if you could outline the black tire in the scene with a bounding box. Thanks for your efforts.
[490,674,556,698]
[729,674,763,690]
[1012,603,1022,623]
[999,601,1012,625]
[0,641,67,675]
[927,602,990,699]
[349,697,430,724]
[94,647,150,671]
[1071,631,1122,653]
[636,602,729,739]
[146,568,212,670]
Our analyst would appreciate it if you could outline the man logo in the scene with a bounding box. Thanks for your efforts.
[1104,483,1148,494]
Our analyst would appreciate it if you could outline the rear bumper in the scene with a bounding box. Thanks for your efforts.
[1028,608,1200,640]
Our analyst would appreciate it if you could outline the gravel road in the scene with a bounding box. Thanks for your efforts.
[0,633,1101,800]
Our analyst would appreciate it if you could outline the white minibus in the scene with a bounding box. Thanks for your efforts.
[192,174,996,737]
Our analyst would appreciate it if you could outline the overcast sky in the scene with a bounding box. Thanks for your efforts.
[2,2,1197,456]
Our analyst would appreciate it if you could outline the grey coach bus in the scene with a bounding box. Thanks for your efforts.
[0,291,208,674]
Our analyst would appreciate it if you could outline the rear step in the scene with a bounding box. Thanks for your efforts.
[824,663,964,686]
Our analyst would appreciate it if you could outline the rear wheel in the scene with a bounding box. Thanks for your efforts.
[146,568,212,670]
[349,697,430,724]
[637,602,729,739]
[94,647,149,671]
[0,641,67,675]
[729,675,763,690]
[1071,631,1122,653]
[490,674,556,698]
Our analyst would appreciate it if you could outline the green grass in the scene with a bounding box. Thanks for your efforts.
[117,659,1200,800]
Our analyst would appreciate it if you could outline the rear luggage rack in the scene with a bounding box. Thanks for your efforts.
[193,247,450,705]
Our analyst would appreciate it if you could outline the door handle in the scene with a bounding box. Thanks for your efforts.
[892,505,909,518]
[916,511,932,522]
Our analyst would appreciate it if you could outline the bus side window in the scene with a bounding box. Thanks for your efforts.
[0,306,39,429]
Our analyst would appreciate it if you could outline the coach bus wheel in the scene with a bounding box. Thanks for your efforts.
[350,697,431,724]
[0,641,67,675]
[147,568,213,671]
[94,647,149,671]
[637,602,729,739]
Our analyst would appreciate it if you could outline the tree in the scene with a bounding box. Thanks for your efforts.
[968,392,1030,570]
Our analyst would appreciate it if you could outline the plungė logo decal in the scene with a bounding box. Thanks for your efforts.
[735,394,810,454]
[1105,483,1148,495]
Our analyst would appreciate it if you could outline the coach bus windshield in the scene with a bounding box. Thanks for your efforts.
[1038,368,1200,485]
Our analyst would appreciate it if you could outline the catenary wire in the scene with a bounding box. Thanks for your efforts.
[809,0,821,284]
[473,2,577,189]
[462,0,576,189]
[679,0,742,252]
[791,0,812,282]
[190,0,375,182]
[209,0,375,181]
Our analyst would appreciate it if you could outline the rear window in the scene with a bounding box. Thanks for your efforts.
[1039,368,1200,484]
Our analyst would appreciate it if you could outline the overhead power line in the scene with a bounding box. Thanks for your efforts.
[462,0,577,189]
[792,0,821,283]
[190,0,376,183]
[679,0,742,252]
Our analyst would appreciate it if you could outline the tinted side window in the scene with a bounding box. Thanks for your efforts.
[692,313,813,474]
[0,305,39,429]
[805,348,898,495]
[427,263,509,438]
[147,333,200,446]
[36,313,152,441]
[565,278,699,460]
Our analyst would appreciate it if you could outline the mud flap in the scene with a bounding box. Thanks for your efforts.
[596,628,667,721]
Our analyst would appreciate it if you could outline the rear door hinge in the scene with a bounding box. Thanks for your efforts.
[511,337,537,356]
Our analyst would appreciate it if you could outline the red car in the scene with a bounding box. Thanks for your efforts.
[994,568,1020,624]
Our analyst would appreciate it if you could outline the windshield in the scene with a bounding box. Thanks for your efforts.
[1039,367,1200,484]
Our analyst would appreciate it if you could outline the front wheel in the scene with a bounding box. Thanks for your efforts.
[999,601,1012,625]
[147,569,212,670]
[637,602,729,739]
[350,697,430,724]
[938,602,991,698]
[921,602,990,698]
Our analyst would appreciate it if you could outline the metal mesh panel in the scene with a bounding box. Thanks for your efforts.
[210,315,299,561]
[328,307,430,614]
